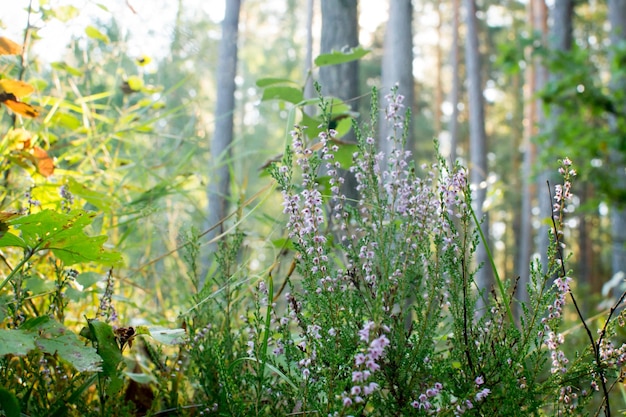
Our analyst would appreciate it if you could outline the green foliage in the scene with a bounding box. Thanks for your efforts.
[0,209,121,266]
[0,6,197,416]
[0,388,20,417]
[539,43,626,205]
[183,90,626,416]
[2,2,625,416]
[314,46,370,66]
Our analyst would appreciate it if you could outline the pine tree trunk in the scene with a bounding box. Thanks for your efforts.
[449,0,461,165]
[202,0,242,291]
[319,0,359,203]
[608,0,626,295]
[380,0,414,159]
[464,0,492,304]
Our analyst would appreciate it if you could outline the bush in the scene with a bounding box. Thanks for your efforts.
[184,89,626,416]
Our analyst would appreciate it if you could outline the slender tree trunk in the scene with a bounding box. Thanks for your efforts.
[303,0,316,116]
[546,0,573,280]
[319,0,359,202]
[319,0,359,103]
[449,0,461,165]
[516,0,547,313]
[537,0,571,280]
[434,0,443,139]
[463,0,492,305]
[608,0,626,293]
[202,0,242,291]
[380,0,414,159]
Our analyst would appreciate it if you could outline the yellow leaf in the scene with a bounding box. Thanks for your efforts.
[85,26,110,43]
[0,36,22,55]
[1,99,40,118]
[32,146,55,177]
[0,79,35,98]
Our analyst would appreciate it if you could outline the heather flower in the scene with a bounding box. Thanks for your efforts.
[97,269,117,323]
[475,388,491,401]
[59,184,74,212]
[342,321,390,409]
[412,383,443,410]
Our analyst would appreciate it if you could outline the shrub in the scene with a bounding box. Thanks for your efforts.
[185,89,626,416]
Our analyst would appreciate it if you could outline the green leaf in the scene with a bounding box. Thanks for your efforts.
[76,271,102,289]
[85,26,110,43]
[4,209,122,266]
[333,142,358,169]
[66,178,114,212]
[125,371,156,384]
[271,237,295,251]
[88,320,124,393]
[261,86,304,104]
[256,77,298,87]
[64,286,84,302]
[27,317,102,372]
[0,329,36,356]
[49,112,82,130]
[314,46,370,67]
[51,61,84,77]
[0,231,27,248]
[50,5,79,22]
[24,276,55,295]
[148,327,186,345]
[0,388,20,417]
[301,98,357,139]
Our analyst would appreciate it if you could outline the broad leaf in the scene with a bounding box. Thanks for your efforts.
[76,271,103,289]
[0,329,36,355]
[22,316,102,372]
[261,86,303,104]
[0,388,20,417]
[87,319,123,377]
[51,62,84,77]
[314,46,370,67]
[86,320,125,396]
[85,26,110,44]
[1,209,122,266]
[66,178,114,212]
[148,327,187,345]
[0,231,27,248]
[256,77,298,87]
[333,142,358,169]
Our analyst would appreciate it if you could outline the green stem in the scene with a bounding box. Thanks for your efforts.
[469,205,514,325]
[0,249,35,292]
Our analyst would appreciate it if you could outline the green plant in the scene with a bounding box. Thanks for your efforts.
[184,87,626,416]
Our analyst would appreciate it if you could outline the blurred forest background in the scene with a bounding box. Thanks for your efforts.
[1,0,625,323]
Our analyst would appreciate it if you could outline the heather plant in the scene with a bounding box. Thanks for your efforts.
[184,88,626,417]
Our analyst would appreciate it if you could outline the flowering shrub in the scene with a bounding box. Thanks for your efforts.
[185,89,626,416]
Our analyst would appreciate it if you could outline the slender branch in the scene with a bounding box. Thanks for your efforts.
[18,0,34,82]
[597,289,626,349]
[461,257,474,373]
[547,181,610,416]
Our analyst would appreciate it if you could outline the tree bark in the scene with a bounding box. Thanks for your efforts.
[202,0,242,291]
[608,0,626,294]
[319,0,359,104]
[463,0,492,304]
[303,0,316,116]
[380,0,414,159]
[319,0,359,202]
[449,0,461,165]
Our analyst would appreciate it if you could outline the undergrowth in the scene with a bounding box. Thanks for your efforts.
[2,86,626,416]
